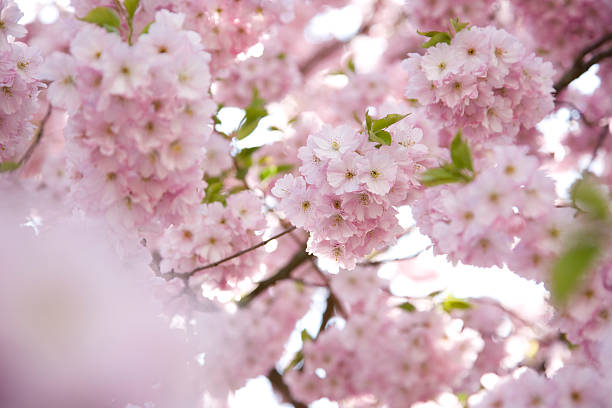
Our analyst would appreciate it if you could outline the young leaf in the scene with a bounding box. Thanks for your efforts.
[420,167,463,186]
[140,21,153,35]
[235,89,267,140]
[301,329,314,342]
[80,7,121,31]
[551,240,600,305]
[442,296,472,313]
[570,177,609,220]
[0,161,20,173]
[417,30,443,38]
[347,57,356,73]
[398,301,416,312]
[124,0,140,20]
[371,113,409,133]
[419,31,451,48]
[259,164,293,181]
[202,177,225,204]
[283,350,304,373]
[369,129,392,146]
[450,130,473,171]
[450,18,469,34]
[365,110,373,131]
[234,146,260,180]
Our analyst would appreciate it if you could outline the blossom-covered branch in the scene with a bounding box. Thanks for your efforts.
[186,226,297,276]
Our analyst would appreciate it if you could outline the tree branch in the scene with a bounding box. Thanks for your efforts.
[3,105,52,173]
[238,247,312,307]
[267,368,308,408]
[554,32,612,94]
[186,226,297,277]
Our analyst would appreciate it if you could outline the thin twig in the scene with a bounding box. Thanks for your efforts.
[187,226,296,276]
[238,247,312,307]
[360,245,431,266]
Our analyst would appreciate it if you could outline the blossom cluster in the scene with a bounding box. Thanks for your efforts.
[552,259,612,349]
[157,191,267,286]
[42,11,216,235]
[405,0,502,32]
[412,145,556,268]
[286,267,483,406]
[273,118,434,269]
[195,280,314,398]
[512,0,612,76]
[403,26,554,145]
[0,0,44,162]
[470,363,611,408]
[94,0,297,73]
[215,43,301,107]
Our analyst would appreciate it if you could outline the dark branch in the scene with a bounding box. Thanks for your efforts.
[267,368,308,408]
[318,291,341,334]
[554,32,612,94]
[575,32,612,63]
[187,226,297,276]
[238,247,312,307]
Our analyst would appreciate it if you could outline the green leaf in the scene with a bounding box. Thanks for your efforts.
[259,164,293,181]
[365,110,373,131]
[234,146,260,181]
[369,129,392,146]
[418,31,451,48]
[301,329,313,342]
[80,7,121,31]
[202,177,225,204]
[140,20,153,35]
[398,301,416,312]
[456,393,469,407]
[417,30,443,38]
[450,18,469,33]
[551,240,600,305]
[427,290,444,298]
[284,350,304,373]
[420,166,464,186]
[347,57,356,73]
[0,161,20,172]
[442,296,472,313]
[235,89,268,140]
[124,0,139,19]
[450,130,473,172]
[570,177,609,220]
[371,113,409,133]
